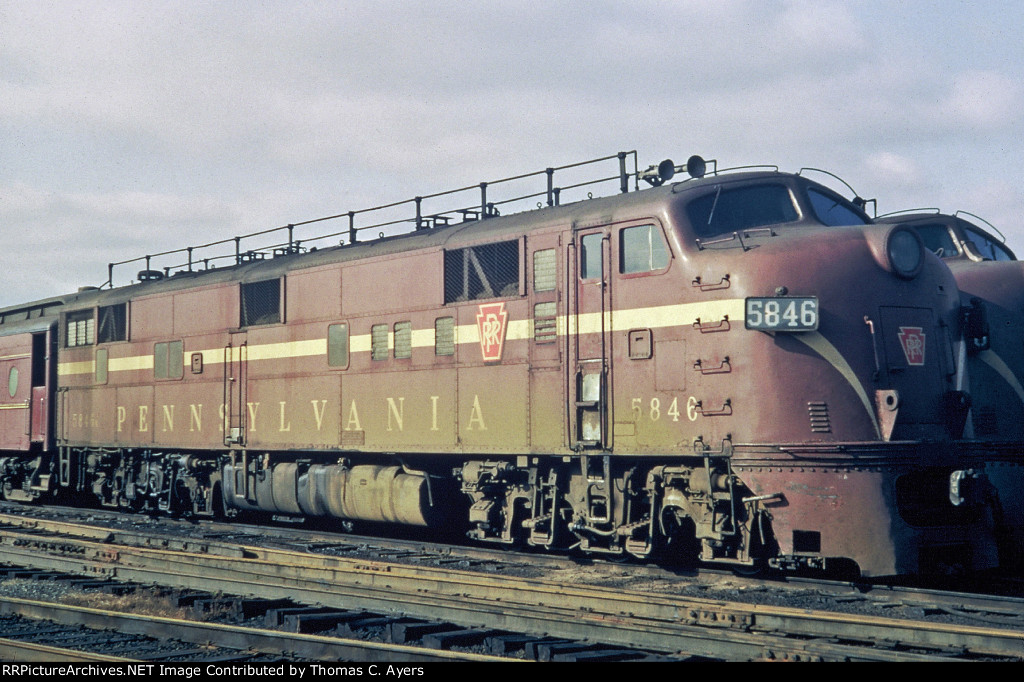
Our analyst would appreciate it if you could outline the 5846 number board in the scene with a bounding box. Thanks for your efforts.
[745,296,818,332]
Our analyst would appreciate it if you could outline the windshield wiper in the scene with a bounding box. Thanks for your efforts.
[706,185,722,227]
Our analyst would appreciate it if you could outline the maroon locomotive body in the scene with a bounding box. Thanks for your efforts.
[876,210,1024,566]
[0,154,1007,577]
[876,211,1024,439]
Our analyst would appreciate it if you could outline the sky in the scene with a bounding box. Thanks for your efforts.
[2,0,1023,307]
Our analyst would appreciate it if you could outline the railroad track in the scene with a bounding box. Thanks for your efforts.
[4,503,1024,629]
[0,594,510,662]
[0,511,1022,661]
[0,567,681,662]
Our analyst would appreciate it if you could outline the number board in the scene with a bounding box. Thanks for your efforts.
[745,297,819,332]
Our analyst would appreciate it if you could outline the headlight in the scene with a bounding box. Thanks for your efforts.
[886,226,924,279]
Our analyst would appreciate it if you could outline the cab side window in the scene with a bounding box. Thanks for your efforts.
[620,224,669,274]
[580,234,603,280]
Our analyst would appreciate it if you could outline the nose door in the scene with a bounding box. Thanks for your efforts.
[877,306,951,435]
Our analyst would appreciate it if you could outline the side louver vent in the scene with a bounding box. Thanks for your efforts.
[808,402,831,433]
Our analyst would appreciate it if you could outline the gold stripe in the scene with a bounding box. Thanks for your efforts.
[977,350,1024,406]
[57,360,94,376]
[194,341,327,365]
[458,300,747,345]
[328,300,747,353]
[411,328,435,347]
[793,331,881,438]
[59,299,750,374]
[351,334,371,354]
[573,299,747,336]
[0,403,28,410]
[109,355,154,372]
[0,353,30,361]
[244,339,326,362]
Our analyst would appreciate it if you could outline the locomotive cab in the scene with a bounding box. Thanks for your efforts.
[655,170,998,575]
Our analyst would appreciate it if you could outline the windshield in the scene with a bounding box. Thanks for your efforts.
[685,184,799,238]
[807,188,869,226]
[913,223,960,258]
[964,226,1015,261]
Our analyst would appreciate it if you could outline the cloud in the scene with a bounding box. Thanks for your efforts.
[774,0,867,55]
[863,152,923,190]
[937,70,1022,129]
[0,181,245,292]
[1,1,1024,304]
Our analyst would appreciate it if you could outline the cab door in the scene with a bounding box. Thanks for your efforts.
[223,331,248,446]
[568,227,613,450]
[0,338,32,452]
[30,328,56,446]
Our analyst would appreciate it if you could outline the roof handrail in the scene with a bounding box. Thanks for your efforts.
[955,210,1007,243]
[103,151,640,288]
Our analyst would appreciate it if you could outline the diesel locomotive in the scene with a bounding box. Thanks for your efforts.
[0,152,1008,577]
[875,209,1024,566]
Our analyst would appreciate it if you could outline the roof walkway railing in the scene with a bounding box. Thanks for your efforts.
[103,151,641,288]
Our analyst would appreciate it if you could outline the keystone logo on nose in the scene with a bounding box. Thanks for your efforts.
[898,326,926,366]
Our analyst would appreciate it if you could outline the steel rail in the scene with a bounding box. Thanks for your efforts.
[0,596,510,663]
[0,525,1020,661]
[9,505,1024,629]
[0,636,136,662]
[0,508,564,570]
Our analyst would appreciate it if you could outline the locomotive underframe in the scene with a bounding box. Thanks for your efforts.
[4,445,768,566]
[0,441,1010,577]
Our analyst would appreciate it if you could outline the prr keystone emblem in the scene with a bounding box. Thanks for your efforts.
[477,302,508,362]
[898,326,926,366]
